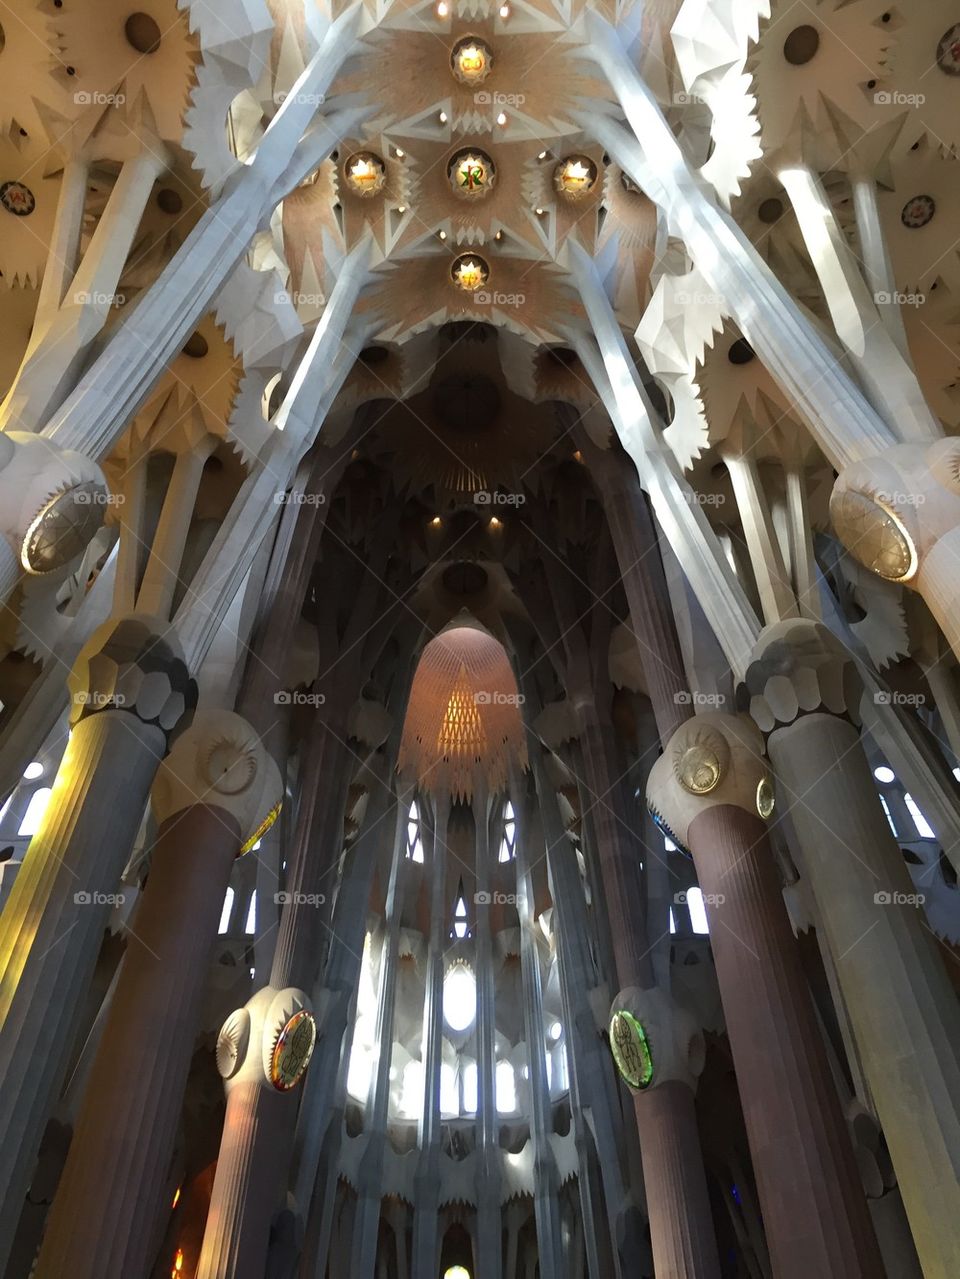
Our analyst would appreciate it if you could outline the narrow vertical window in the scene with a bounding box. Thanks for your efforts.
[498,799,517,862]
[406,799,424,862]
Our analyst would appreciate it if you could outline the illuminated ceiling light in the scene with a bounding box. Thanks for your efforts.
[343,151,386,198]
[451,36,493,85]
[549,1020,563,1041]
[496,111,507,126]
[499,2,510,15]
[431,516,443,527]
[554,154,598,199]
[495,230,503,240]
[489,516,502,528]
[534,207,544,215]
[449,148,496,199]
[438,229,447,240]
[171,1186,181,1208]
[450,253,490,292]
[436,0,449,15]
[397,205,406,213]
[439,110,448,124]
[394,147,405,158]
[537,150,548,160]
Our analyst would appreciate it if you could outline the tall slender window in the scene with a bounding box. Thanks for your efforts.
[904,793,935,839]
[406,799,424,862]
[451,883,470,939]
[218,887,235,935]
[18,787,52,837]
[498,799,517,863]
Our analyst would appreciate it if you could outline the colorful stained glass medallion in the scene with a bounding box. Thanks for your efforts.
[901,195,935,229]
[451,36,493,84]
[554,155,598,199]
[450,254,490,292]
[270,1009,317,1091]
[0,181,35,216]
[756,776,776,820]
[609,1009,654,1090]
[937,25,960,75]
[343,152,387,198]
[449,149,495,199]
[240,800,282,857]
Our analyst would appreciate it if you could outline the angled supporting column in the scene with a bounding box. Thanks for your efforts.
[35,711,280,1279]
[0,616,195,1274]
[742,619,960,1278]
[647,714,883,1278]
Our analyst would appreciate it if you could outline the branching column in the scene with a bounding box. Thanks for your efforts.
[742,619,960,1277]
[0,616,195,1274]
[35,711,280,1279]
[647,713,883,1278]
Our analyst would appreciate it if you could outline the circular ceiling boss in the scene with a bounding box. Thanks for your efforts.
[450,254,490,292]
[451,36,493,85]
[343,152,387,198]
[448,149,496,199]
[554,155,598,200]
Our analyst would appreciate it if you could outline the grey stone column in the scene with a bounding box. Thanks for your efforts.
[410,793,451,1278]
[350,787,412,1279]
[0,616,194,1273]
[648,713,884,1279]
[34,711,279,1279]
[742,619,960,1279]
[474,781,503,1279]
[511,774,566,1276]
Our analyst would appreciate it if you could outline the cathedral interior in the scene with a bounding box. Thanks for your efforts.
[1,1,960,1277]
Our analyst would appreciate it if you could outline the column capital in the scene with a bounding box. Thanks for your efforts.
[831,438,960,586]
[646,712,775,852]
[739,618,863,734]
[68,614,196,741]
[151,708,281,847]
[0,430,107,576]
[610,986,705,1094]
[216,986,317,1096]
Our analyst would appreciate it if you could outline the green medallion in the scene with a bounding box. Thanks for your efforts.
[609,1009,654,1090]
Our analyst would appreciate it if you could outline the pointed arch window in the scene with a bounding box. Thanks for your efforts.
[498,799,517,863]
[406,799,424,862]
[452,881,471,939]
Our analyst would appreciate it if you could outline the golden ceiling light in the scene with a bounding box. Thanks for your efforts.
[430,516,443,527]
[554,155,598,199]
[450,254,490,292]
[451,36,493,85]
[343,152,387,198]
[448,149,496,199]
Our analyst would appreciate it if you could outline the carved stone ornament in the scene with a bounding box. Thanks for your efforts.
[646,713,775,853]
[152,709,282,851]
[0,431,109,577]
[738,618,865,734]
[611,985,706,1094]
[831,440,960,588]
[67,614,197,742]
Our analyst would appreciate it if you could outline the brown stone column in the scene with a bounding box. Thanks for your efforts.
[648,712,883,1279]
[35,711,279,1279]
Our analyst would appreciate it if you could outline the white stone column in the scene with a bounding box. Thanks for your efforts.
[473,781,502,1279]
[742,619,960,1277]
[0,615,195,1274]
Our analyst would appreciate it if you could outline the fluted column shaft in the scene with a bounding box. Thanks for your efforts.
[688,803,883,1277]
[36,803,241,1278]
[474,786,502,1279]
[0,708,165,1270]
[767,712,960,1277]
